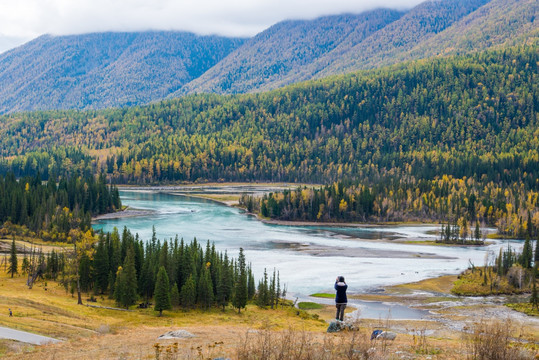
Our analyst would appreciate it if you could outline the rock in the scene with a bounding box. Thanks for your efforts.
[327,320,344,333]
[376,331,397,340]
[327,320,357,333]
[158,330,195,339]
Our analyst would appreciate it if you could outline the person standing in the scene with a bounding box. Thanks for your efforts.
[335,276,347,321]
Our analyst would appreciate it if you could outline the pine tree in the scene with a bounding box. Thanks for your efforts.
[170,282,180,308]
[474,221,481,242]
[93,235,109,294]
[269,269,276,309]
[535,236,539,263]
[115,248,138,309]
[154,266,171,316]
[257,268,268,307]
[180,274,196,309]
[8,238,17,278]
[233,248,248,313]
[21,255,30,275]
[122,247,138,308]
[108,271,115,299]
[522,237,532,269]
[247,265,255,300]
[217,252,232,311]
[531,266,538,310]
[197,265,213,310]
[113,267,124,305]
[275,271,281,308]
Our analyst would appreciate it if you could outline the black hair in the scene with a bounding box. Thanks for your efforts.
[338,276,345,282]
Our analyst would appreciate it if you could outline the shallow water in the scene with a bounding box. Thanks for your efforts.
[93,190,522,319]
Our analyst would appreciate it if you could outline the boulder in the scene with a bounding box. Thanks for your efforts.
[376,331,397,340]
[327,320,358,333]
[158,330,195,339]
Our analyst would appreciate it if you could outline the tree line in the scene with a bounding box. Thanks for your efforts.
[240,175,539,238]
[11,226,283,314]
[0,172,121,241]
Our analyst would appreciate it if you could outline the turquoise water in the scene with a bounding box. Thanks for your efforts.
[93,190,520,319]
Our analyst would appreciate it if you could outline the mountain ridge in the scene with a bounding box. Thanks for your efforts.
[0,31,245,113]
[0,0,537,113]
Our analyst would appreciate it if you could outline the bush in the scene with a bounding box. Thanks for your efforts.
[236,325,383,360]
[464,318,534,360]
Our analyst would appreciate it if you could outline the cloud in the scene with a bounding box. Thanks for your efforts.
[0,0,425,53]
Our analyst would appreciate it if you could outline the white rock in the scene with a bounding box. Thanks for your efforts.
[158,330,195,339]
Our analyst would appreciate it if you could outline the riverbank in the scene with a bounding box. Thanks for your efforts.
[305,275,539,343]
[92,206,156,221]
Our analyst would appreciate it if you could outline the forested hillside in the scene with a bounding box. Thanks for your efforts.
[179,9,404,95]
[313,0,493,76]
[190,0,492,93]
[1,46,536,188]
[185,0,538,94]
[0,172,120,241]
[404,0,539,61]
[0,31,245,113]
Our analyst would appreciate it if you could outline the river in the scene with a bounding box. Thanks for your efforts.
[93,190,522,300]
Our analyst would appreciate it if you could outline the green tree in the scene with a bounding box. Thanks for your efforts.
[21,255,30,275]
[154,266,171,316]
[8,238,17,278]
[170,282,180,308]
[180,274,196,309]
[217,252,232,311]
[522,237,532,269]
[531,266,538,310]
[93,235,109,294]
[115,247,138,309]
[233,248,248,313]
[197,265,213,310]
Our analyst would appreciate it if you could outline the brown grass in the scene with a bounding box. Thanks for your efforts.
[464,318,537,360]
[391,274,458,294]
[0,262,536,359]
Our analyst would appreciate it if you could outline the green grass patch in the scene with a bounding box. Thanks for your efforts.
[451,267,528,296]
[309,293,333,298]
[506,303,539,316]
[298,302,324,310]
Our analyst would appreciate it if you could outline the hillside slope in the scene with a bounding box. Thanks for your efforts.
[186,0,538,93]
[311,0,491,77]
[179,9,403,95]
[0,31,245,113]
[1,46,537,187]
[404,0,538,59]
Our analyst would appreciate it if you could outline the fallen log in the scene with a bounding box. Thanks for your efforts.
[85,304,133,312]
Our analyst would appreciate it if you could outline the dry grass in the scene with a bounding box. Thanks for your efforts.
[391,275,458,294]
[464,318,537,360]
[0,262,537,359]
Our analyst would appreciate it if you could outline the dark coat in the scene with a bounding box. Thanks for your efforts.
[334,282,348,303]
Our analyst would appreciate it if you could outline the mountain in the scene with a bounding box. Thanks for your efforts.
[0,31,245,113]
[185,0,538,94]
[404,0,539,59]
[178,9,404,95]
[0,0,536,113]
[307,0,491,78]
[184,0,491,94]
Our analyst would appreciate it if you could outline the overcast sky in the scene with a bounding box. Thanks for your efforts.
[0,0,425,54]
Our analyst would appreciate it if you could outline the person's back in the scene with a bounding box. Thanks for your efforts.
[334,276,347,321]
